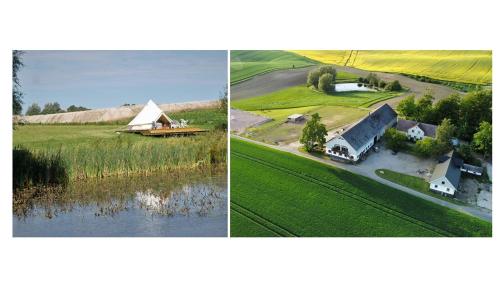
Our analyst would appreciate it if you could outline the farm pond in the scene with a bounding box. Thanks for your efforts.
[13,171,227,237]
[335,83,376,92]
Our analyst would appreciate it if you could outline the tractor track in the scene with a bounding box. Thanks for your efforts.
[231,202,298,237]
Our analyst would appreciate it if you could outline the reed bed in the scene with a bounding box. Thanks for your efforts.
[13,124,227,189]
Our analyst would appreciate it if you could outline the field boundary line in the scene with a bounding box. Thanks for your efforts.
[231,207,284,237]
[233,151,453,237]
[231,202,298,237]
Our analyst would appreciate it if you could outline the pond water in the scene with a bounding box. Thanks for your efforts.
[13,171,227,237]
[335,83,377,92]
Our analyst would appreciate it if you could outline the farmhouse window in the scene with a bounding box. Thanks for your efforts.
[411,129,414,133]
[442,181,445,185]
[446,188,450,192]
[434,185,437,188]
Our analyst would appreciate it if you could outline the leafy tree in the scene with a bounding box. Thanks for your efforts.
[25,103,41,116]
[318,73,334,93]
[457,143,474,164]
[41,102,65,114]
[435,118,456,153]
[318,65,337,78]
[383,128,407,152]
[458,90,492,140]
[472,121,492,158]
[433,93,461,125]
[415,91,434,122]
[415,138,440,157]
[300,113,327,152]
[307,70,321,88]
[13,51,25,115]
[397,95,417,118]
[378,80,387,88]
[385,80,402,91]
[365,73,379,86]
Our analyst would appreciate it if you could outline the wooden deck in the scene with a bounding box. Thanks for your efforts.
[138,127,207,136]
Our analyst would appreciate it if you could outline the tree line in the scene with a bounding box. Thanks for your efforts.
[396,89,492,141]
[25,102,90,115]
[358,73,402,92]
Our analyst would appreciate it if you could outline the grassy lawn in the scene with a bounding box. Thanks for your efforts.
[230,138,491,237]
[13,108,227,186]
[290,50,492,85]
[375,169,467,205]
[243,106,368,144]
[230,50,317,84]
[231,85,399,111]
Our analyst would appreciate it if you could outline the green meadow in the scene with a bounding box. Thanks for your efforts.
[230,50,317,84]
[230,138,491,237]
[13,108,227,189]
[231,84,399,111]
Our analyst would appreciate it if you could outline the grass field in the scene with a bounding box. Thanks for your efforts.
[375,169,467,205]
[230,138,491,237]
[13,108,227,188]
[243,106,368,144]
[290,50,492,85]
[231,85,399,111]
[230,50,317,84]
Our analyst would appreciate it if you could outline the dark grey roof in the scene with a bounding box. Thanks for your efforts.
[396,119,437,138]
[462,163,483,174]
[340,104,397,150]
[430,150,462,188]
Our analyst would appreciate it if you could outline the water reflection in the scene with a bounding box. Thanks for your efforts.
[13,170,227,237]
[335,83,377,92]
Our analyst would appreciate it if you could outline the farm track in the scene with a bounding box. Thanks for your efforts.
[231,202,297,237]
[232,151,454,237]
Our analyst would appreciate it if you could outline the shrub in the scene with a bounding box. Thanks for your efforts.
[385,80,403,91]
[307,70,321,88]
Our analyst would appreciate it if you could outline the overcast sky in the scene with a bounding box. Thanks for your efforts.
[18,50,227,112]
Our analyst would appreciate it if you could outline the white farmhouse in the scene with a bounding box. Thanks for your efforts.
[396,119,437,141]
[325,104,397,162]
[429,151,462,196]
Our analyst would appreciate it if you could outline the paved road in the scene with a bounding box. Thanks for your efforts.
[232,135,492,222]
[231,65,463,108]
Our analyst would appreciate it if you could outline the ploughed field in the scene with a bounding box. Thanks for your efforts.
[230,138,492,237]
[290,50,492,85]
[230,50,318,84]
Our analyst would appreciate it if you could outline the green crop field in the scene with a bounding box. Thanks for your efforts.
[230,50,317,84]
[290,50,492,85]
[230,138,491,237]
[13,108,227,188]
[231,85,399,111]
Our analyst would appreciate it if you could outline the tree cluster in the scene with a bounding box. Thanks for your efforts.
[13,51,24,115]
[414,118,457,157]
[358,73,402,91]
[383,128,407,152]
[307,66,337,93]
[396,89,492,141]
[25,102,90,115]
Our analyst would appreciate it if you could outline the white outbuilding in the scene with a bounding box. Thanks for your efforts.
[127,100,174,131]
[429,151,462,196]
[396,119,437,141]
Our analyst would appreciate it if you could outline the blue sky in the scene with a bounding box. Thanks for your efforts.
[18,50,227,112]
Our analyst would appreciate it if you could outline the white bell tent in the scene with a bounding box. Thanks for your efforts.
[127,100,174,131]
